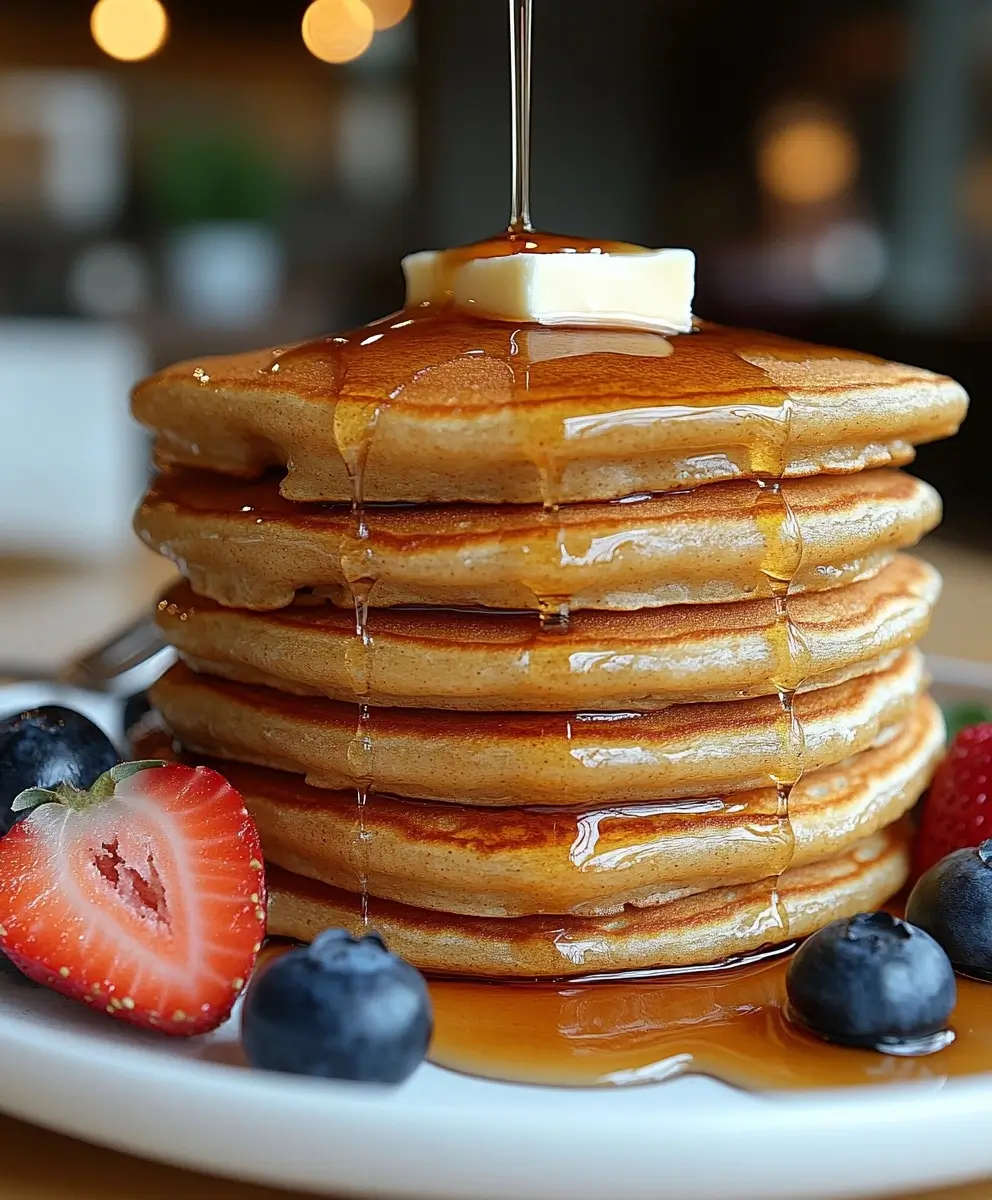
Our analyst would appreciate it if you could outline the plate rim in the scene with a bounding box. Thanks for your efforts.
[2,995,992,1200]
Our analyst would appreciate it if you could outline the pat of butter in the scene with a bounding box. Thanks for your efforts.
[402,246,696,334]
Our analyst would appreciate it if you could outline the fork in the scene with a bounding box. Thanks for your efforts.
[0,613,175,695]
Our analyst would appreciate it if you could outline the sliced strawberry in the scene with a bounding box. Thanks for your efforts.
[0,760,265,1036]
[915,723,992,877]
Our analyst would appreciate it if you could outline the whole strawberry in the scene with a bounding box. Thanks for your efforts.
[0,759,266,1035]
[916,723,992,877]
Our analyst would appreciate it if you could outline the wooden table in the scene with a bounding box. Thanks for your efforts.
[0,539,989,1200]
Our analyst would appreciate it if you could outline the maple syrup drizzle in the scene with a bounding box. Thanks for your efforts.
[330,376,382,927]
[266,0,810,956]
[754,486,805,939]
[265,327,817,934]
[508,0,533,234]
[505,0,573,634]
[508,330,575,633]
[738,367,811,945]
[312,0,556,925]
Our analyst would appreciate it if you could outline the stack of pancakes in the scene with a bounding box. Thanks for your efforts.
[132,319,967,977]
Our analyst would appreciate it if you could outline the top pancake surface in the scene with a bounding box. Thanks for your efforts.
[132,318,968,504]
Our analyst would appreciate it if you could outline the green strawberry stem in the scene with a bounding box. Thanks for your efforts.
[11,760,166,815]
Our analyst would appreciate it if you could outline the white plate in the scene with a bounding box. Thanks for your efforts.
[0,657,990,1200]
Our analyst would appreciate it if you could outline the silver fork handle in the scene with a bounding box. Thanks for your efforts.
[57,614,175,695]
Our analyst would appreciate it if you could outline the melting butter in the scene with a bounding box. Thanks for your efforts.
[403,243,695,335]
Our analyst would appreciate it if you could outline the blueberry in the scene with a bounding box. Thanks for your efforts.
[0,706,119,835]
[242,929,433,1083]
[786,912,957,1052]
[907,840,992,980]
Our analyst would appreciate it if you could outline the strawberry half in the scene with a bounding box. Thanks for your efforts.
[0,760,265,1036]
[916,723,992,877]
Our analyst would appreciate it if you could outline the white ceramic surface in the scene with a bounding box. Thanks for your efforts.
[0,320,147,559]
[0,658,990,1200]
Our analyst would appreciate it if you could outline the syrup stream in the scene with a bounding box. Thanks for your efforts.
[332,390,380,927]
[734,375,810,943]
[508,0,534,233]
[505,2,573,632]
[335,0,541,921]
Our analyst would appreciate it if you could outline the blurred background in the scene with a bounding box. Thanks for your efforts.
[0,0,989,670]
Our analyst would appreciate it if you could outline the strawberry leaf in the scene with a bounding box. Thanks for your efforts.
[90,760,166,800]
[10,760,166,814]
[10,787,63,813]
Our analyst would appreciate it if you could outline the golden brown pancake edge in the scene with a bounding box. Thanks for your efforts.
[265,821,912,976]
[153,556,939,710]
[149,650,931,806]
[135,467,941,612]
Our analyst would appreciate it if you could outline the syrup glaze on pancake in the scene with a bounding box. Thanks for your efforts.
[131,232,964,970]
[137,697,938,919]
[264,821,911,976]
[150,650,929,806]
[135,467,941,612]
[131,317,967,506]
[154,557,937,710]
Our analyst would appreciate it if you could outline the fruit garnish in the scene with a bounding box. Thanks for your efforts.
[785,912,956,1054]
[0,706,118,836]
[242,929,432,1082]
[0,760,265,1036]
[907,838,992,981]
[916,723,992,877]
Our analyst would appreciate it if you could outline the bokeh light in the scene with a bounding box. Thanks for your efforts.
[963,156,992,236]
[90,0,169,63]
[302,0,376,64]
[364,0,413,30]
[68,242,150,318]
[757,114,859,206]
[811,222,888,300]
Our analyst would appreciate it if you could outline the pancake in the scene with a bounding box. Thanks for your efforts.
[150,650,929,806]
[131,319,967,504]
[141,696,939,919]
[154,556,938,710]
[135,468,941,612]
[265,821,912,976]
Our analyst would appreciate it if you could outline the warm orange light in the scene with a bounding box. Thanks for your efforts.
[364,0,413,30]
[302,0,375,64]
[758,116,859,205]
[90,0,169,63]
[963,157,992,235]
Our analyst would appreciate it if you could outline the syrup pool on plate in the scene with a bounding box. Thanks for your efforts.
[425,948,992,1091]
